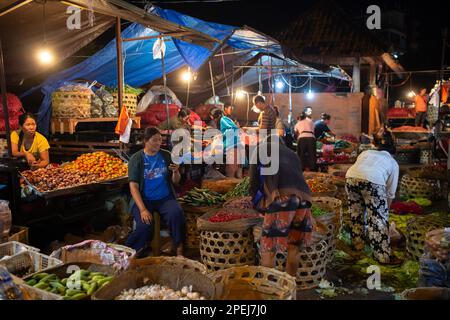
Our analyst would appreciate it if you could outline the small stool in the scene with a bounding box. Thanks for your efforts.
[150,211,161,256]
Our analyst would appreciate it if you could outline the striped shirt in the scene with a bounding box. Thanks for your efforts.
[259,105,277,131]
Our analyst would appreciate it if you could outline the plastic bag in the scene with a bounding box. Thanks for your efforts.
[95,86,116,117]
[136,85,182,114]
[0,200,11,242]
[90,94,104,118]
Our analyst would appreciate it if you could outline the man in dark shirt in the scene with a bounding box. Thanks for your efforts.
[253,95,276,131]
[314,113,335,140]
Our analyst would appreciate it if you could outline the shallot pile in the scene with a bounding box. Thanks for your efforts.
[116,285,206,300]
[21,168,99,192]
[224,196,253,209]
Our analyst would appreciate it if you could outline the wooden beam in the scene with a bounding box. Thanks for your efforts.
[116,17,124,112]
[0,0,33,17]
[122,32,193,42]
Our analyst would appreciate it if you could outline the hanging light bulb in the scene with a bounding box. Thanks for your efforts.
[37,47,54,65]
[36,2,55,66]
[236,90,247,99]
[182,69,192,82]
[407,91,416,98]
[276,80,284,90]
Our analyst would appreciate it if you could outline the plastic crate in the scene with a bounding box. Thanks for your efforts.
[0,241,40,261]
[0,250,63,278]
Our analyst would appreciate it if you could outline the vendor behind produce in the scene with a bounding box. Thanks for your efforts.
[345,126,400,265]
[158,109,191,131]
[415,88,428,128]
[314,113,335,140]
[11,113,50,170]
[125,127,185,257]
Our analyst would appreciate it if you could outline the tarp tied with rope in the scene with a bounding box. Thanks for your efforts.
[21,5,331,135]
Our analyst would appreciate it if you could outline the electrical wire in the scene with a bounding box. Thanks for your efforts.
[280,74,309,89]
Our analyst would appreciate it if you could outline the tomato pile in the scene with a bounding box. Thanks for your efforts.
[208,210,258,223]
[306,179,335,193]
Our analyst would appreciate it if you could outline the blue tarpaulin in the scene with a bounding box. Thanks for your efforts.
[21,6,308,135]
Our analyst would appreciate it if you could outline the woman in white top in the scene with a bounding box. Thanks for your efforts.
[345,126,401,264]
[294,107,316,171]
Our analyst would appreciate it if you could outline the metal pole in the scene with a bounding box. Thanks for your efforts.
[209,61,216,99]
[438,28,447,120]
[186,73,190,109]
[161,44,170,145]
[116,17,124,113]
[288,75,292,125]
[0,36,12,158]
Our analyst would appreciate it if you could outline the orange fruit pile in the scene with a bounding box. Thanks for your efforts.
[64,152,128,181]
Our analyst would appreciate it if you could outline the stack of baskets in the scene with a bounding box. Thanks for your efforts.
[406,214,450,261]
[197,207,261,272]
[52,91,92,118]
[113,93,138,117]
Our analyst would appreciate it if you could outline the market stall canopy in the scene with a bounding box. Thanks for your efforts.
[0,0,221,83]
[21,5,331,135]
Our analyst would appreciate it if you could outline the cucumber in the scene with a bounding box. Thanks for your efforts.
[61,278,68,286]
[70,293,88,300]
[34,282,50,290]
[26,279,37,286]
[32,273,49,280]
[91,275,105,282]
[40,274,57,283]
[86,282,98,296]
[66,288,84,297]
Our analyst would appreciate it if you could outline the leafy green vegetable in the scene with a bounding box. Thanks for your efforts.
[106,84,144,96]
[408,198,432,207]
[312,205,328,217]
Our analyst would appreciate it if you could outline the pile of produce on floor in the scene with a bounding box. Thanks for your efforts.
[223,177,250,200]
[26,270,113,299]
[116,284,205,300]
[224,196,253,209]
[390,201,424,215]
[63,152,127,180]
[208,209,258,223]
[21,168,99,192]
[178,188,224,206]
[306,179,336,193]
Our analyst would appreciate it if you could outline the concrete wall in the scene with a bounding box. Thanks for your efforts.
[233,92,364,137]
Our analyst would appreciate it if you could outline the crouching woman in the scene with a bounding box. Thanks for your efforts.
[125,127,186,256]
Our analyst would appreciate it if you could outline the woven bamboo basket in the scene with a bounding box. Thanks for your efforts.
[406,166,448,181]
[129,256,207,274]
[52,91,92,118]
[92,265,217,300]
[406,215,450,261]
[113,93,138,117]
[201,178,242,195]
[395,150,420,164]
[208,266,297,300]
[11,275,62,300]
[274,238,329,290]
[312,197,343,264]
[200,229,255,272]
[183,205,219,249]
[400,174,445,200]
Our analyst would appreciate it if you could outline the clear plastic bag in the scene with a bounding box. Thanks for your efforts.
[0,200,12,242]
[96,86,116,117]
[90,94,104,118]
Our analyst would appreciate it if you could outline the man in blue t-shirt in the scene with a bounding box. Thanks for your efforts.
[314,113,335,140]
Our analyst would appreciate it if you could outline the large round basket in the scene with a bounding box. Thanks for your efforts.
[406,214,450,261]
[400,174,445,200]
[208,266,297,300]
[200,229,256,272]
[201,178,242,195]
[312,197,343,264]
[275,238,329,290]
[129,256,207,274]
[183,205,219,250]
[400,287,450,300]
[92,265,217,300]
